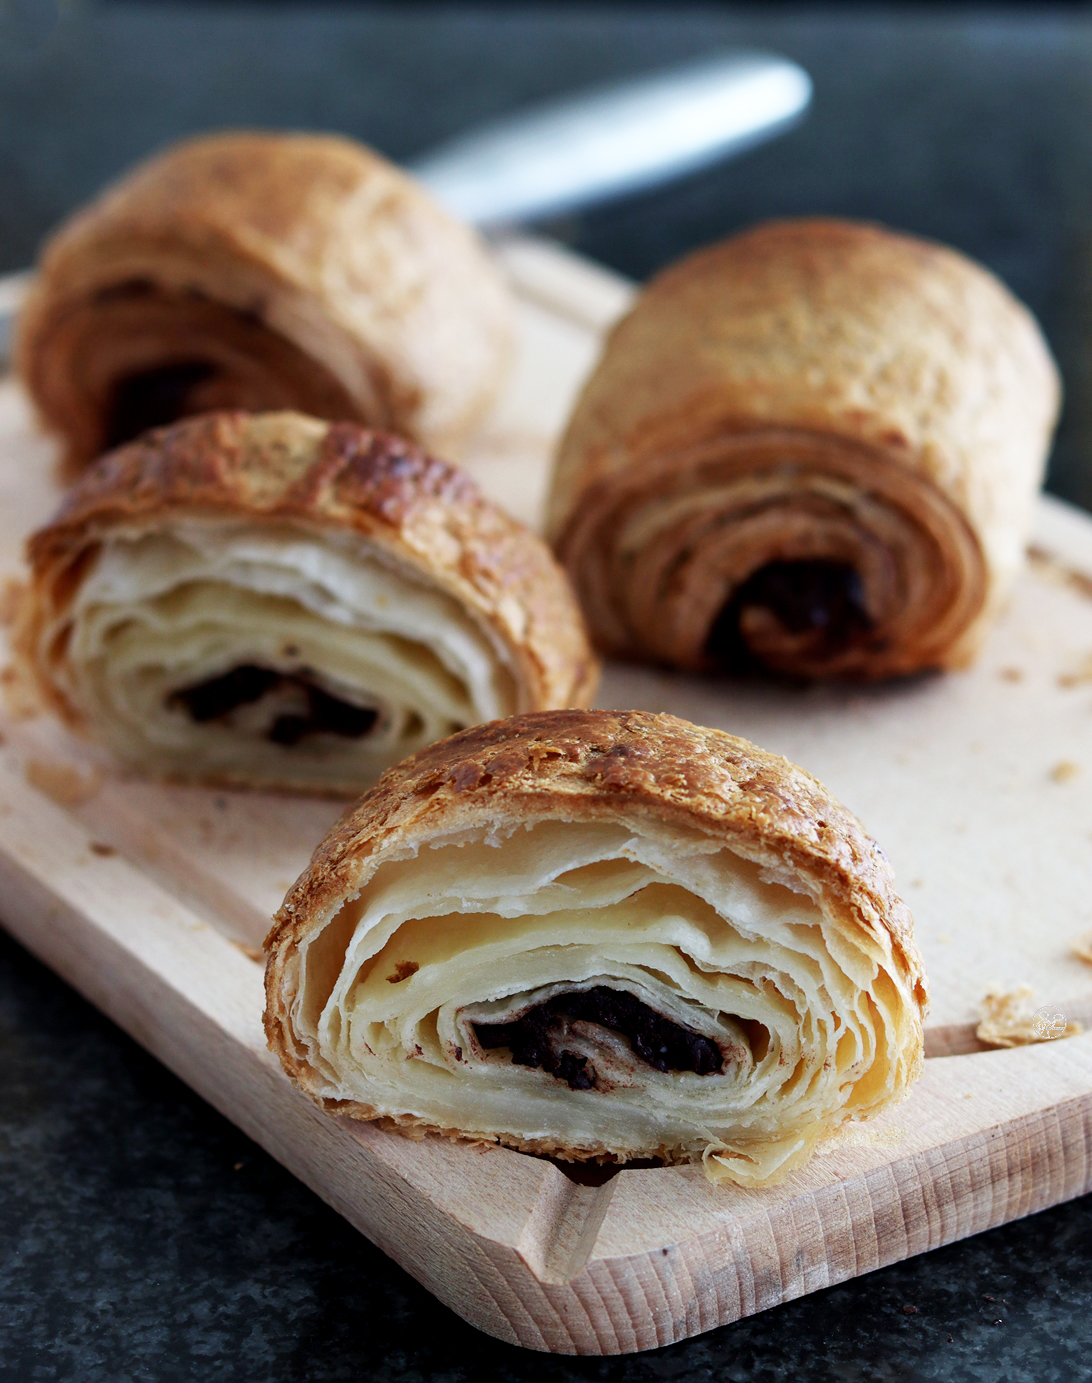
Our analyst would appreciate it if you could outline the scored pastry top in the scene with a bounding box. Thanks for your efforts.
[23,411,598,729]
[16,130,514,467]
[267,707,925,1000]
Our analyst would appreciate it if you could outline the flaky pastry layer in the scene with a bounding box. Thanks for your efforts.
[17,413,596,792]
[265,709,927,1185]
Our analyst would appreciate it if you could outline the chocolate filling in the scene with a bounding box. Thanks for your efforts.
[104,361,220,450]
[170,663,378,745]
[473,985,724,1090]
[705,559,872,672]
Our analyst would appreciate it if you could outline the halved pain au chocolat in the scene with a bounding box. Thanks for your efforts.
[264,709,927,1186]
[16,412,597,794]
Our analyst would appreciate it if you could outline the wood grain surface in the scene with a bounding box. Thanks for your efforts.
[0,236,1089,1354]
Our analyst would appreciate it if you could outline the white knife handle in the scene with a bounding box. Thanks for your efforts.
[410,51,811,227]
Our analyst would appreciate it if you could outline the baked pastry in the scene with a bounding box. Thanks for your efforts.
[15,131,513,475]
[16,412,596,793]
[264,709,927,1185]
[549,219,1061,679]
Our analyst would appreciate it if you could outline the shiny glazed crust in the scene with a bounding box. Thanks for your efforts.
[264,708,928,1159]
[548,218,1061,678]
[19,412,598,743]
[16,131,514,471]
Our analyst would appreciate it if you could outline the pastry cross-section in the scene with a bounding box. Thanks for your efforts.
[16,412,597,793]
[264,709,928,1185]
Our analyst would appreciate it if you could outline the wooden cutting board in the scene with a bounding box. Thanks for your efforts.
[0,236,1090,1356]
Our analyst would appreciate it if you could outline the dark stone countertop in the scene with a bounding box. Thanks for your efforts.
[2,5,1092,1379]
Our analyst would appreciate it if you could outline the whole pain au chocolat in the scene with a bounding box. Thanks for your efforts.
[548,218,1061,681]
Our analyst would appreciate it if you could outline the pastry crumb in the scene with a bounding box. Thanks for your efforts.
[1073,932,1092,967]
[89,841,116,857]
[999,666,1024,683]
[0,662,40,720]
[1050,760,1080,783]
[1057,651,1092,688]
[25,758,103,807]
[387,960,420,983]
[818,1121,904,1153]
[976,985,1082,1047]
[0,577,27,627]
[1028,545,1092,600]
[230,939,264,963]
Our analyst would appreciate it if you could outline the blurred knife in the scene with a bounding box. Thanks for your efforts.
[411,50,810,225]
[0,50,810,361]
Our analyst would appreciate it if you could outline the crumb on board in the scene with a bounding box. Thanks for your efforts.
[229,939,264,963]
[1028,544,1092,600]
[25,758,103,807]
[0,578,26,627]
[1050,760,1080,783]
[0,662,40,720]
[89,841,116,857]
[976,985,1083,1047]
[1073,932,1092,967]
[999,666,1024,683]
[817,1122,904,1153]
[1057,652,1092,688]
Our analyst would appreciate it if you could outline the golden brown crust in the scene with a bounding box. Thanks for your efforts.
[549,218,1061,678]
[264,707,928,1114]
[16,130,514,471]
[19,412,598,732]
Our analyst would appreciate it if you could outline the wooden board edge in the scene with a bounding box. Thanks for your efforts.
[3,238,1092,1353]
[2,737,1091,1353]
[569,1055,1092,1352]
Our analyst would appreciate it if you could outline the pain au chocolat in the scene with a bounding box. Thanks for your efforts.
[16,131,513,475]
[548,219,1061,679]
[264,709,927,1185]
[16,412,596,793]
